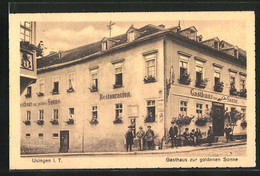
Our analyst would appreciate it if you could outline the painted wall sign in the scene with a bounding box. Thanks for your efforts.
[20,99,61,107]
[128,105,139,117]
[20,52,33,70]
[190,88,238,104]
[100,92,131,100]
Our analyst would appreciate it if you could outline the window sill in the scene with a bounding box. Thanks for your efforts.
[144,80,157,84]
[178,79,191,85]
[113,84,123,89]
[51,92,59,95]
[37,92,44,97]
[89,88,98,92]
[25,94,32,98]
[67,89,75,93]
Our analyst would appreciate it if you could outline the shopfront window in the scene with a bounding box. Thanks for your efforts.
[180,100,188,116]
[39,110,44,120]
[147,100,155,121]
[196,103,203,118]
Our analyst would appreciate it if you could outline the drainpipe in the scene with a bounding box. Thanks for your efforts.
[163,36,167,140]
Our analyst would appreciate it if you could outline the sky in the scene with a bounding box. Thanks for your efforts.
[36,20,246,55]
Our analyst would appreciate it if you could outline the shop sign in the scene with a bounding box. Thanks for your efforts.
[100,91,131,100]
[190,88,238,104]
[128,105,139,118]
[20,99,60,107]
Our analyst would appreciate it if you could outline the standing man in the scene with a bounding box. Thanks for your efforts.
[145,126,154,150]
[136,126,145,151]
[207,126,214,146]
[169,123,178,148]
[125,126,134,152]
[224,124,232,143]
[195,128,202,146]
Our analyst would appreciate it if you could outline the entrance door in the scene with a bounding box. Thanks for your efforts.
[60,130,69,152]
[212,102,225,136]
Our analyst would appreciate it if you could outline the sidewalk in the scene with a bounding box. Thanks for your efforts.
[21,140,246,157]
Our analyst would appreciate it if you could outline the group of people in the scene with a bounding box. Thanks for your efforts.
[169,124,215,147]
[125,125,154,152]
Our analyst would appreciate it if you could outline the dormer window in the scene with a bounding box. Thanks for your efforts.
[129,32,135,42]
[102,41,107,51]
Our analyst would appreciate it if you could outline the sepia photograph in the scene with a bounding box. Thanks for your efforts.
[9,12,255,169]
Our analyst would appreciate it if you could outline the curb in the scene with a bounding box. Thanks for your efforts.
[21,141,246,157]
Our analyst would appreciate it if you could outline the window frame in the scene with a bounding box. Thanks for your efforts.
[115,103,123,120]
[92,106,98,120]
[114,62,123,87]
[90,69,98,90]
[144,52,157,80]
[179,54,189,79]
[179,99,188,116]
[240,75,246,90]
[53,109,58,120]
[69,108,74,119]
[20,21,32,43]
[146,100,156,121]
[229,72,236,88]
[67,72,76,90]
[26,111,31,121]
[39,110,44,120]
[52,75,60,94]
[195,60,204,83]
[196,103,203,118]
[38,78,45,94]
[213,67,221,86]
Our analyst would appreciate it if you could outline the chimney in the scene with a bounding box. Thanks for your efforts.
[158,24,165,28]
[58,51,63,58]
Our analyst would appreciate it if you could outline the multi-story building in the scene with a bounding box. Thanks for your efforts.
[20,21,37,95]
[20,24,247,154]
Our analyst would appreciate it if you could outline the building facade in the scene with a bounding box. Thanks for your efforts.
[20,24,247,154]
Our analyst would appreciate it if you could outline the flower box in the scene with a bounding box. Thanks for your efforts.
[50,119,59,125]
[144,76,156,83]
[195,79,208,89]
[36,120,44,125]
[65,119,74,125]
[89,86,98,92]
[144,117,155,123]
[113,84,123,88]
[89,119,99,125]
[239,89,247,98]
[25,94,31,98]
[178,74,191,85]
[171,115,194,126]
[37,92,44,97]
[113,118,123,124]
[230,88,238,96]
[23,120,31,125]
[214,82,224,92]
[67,87,75,93]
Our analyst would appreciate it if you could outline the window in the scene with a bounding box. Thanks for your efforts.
[214,67,221,86]
[26,86,32,98]
[196,103,203,118]
[195,61,204,84]
[20,21,32,42]
[180,100,188,116]
[26,111,31,121]
[230,72,236,88]
[67,72,75,91]
[92,106,98,120]
[115,103,123,119]
[69,108,74,119]
[53,133,59,138]
[179,60,188,78]
[240,75,246,89]
[38,133,43,138]
[241,108,246,118]
[102,41,107,50]
[129,32,135,42]
[90,69,98,91]
[38,79,45,94]
[26,133,30,137]
[52,76,59,94]
[53,109,58,120]
[39,110,44,120]
[147,100,155,121]
[144,53,157,80]
[114,62,123,88]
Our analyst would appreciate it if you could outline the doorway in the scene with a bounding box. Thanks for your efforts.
[60,130,69,152]
[212,102,225,136]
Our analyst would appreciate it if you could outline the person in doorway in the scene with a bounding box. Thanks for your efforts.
[224,124,232,143]
[125,126,134,152]
[195,128,202,146]
[207,126,214,146]
[169,123,178,148]
[190,129,195,146]
[145,126,154,150]
[183,128,191,146]
[136,126,145,151]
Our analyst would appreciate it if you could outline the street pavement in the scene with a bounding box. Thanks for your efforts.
[21,139,246,157]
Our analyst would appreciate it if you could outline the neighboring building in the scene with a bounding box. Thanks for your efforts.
[20,24,247,154]
[20,21,37,95]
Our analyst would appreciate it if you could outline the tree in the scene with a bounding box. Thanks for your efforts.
[36,41,47,57]
[224,109,244,137]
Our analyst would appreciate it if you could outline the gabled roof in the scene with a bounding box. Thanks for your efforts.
[201,37,220,43]
[179,26,197,32]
